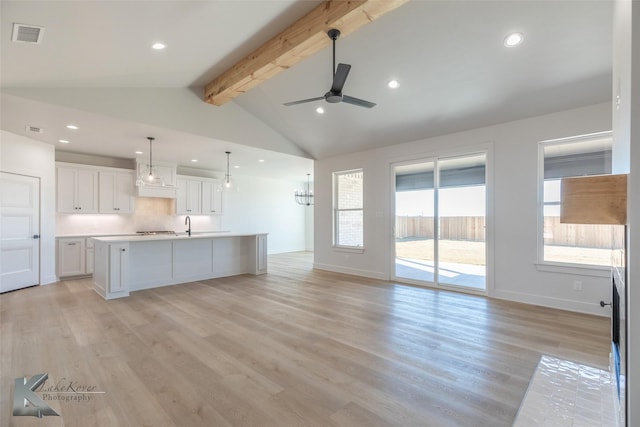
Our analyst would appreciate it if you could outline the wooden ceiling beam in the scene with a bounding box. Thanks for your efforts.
[204,0,409,106]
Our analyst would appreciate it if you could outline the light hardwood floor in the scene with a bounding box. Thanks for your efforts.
[1,252,610,426]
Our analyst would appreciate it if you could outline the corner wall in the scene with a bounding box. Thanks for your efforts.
[314,102,612,315]
[1,130,56,284]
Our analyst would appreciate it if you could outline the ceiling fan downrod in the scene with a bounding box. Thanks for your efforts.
[328,28,341,76]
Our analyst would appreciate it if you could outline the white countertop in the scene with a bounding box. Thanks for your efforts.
[92,232,265,243]
[56,231,230,239]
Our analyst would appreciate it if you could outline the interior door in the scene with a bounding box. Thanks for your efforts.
[0,172,40,292]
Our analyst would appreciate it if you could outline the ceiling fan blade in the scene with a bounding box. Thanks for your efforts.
[342,95,376,108]
[331,63,351,93]
[283,96,325,106]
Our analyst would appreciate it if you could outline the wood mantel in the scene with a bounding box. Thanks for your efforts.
[560,174,627,225]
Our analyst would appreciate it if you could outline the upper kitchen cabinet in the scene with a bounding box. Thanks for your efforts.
[176,176,202,214]
[176,176,223,215]
[56,164,98,213]
[99,170,135,213]
[202,180,223,215]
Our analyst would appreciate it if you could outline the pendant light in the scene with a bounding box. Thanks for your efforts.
[295,174,314,206]
[136,136,156,187]
[146,137,155,182]
[224,151,233,189]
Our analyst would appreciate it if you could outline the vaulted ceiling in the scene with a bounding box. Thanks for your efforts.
[0,0,613,180]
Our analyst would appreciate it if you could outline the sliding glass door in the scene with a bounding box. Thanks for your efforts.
[393,153,487,292]
[394,161,436,282]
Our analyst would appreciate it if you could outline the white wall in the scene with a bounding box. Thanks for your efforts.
[612,0,632,174]
[314,102,612,316]
[0,130,56,284]
[611,1,639,423]
[221,174,308,254]
[618,1,640,424]
[305,204,314,252]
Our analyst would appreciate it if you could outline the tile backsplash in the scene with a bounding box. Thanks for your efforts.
[56,197,223,236]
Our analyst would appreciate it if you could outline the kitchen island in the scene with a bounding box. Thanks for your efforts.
[92,233,267,299]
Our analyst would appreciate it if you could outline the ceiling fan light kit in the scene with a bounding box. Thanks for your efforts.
[284,29,376,109]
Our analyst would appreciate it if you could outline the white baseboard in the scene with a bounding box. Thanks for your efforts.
[312,262,387,280]
[492,289,609,316]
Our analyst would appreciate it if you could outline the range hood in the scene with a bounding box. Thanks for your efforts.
[136,183,177,199]
[135,159,178,199]
[560,174,627,225]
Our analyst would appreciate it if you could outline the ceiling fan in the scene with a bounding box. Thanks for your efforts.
[283,29,376,109]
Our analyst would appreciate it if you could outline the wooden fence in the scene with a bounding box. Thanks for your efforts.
[395,216,613,248]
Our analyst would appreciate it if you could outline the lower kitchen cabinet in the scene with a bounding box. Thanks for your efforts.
[93,240,130,299]
[57,237,96,278]
[92,233,267,299]
[86,239,95,274]
[57,238,86,277]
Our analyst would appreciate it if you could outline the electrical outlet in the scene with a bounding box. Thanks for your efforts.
[573,280,583,291]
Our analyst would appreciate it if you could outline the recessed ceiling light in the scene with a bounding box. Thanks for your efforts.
[58,139,70,144]
[152,42,166,50]
[135,151,143,154]
[234,165,240,169]
[504,32,524,47]
[66,124,79,130]
[387,79,399,89]
[258,159,265,163]
[316,106,325,114]
[191,159,198,163]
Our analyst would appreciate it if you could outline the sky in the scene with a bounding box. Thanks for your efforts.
[395,185,486,217]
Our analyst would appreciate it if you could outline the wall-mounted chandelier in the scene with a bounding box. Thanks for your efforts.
[295,174,314,206]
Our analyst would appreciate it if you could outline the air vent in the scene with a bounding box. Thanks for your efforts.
[25,125,43,134]
[12,23,45,44]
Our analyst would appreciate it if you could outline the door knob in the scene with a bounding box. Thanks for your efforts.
[33,234,40,239]
[600,301,612,307]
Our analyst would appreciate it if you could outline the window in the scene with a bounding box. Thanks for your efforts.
[333,169,364,248]
[540,132,612,266]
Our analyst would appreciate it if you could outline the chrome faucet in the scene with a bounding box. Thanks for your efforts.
[185,215,191,236]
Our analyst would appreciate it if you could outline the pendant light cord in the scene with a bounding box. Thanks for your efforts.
[147,136,155,177]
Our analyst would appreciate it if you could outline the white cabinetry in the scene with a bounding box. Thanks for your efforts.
[202,181,223,215]
[99,171,135,213]
[56,166,98,213]
[86,238,94,274]
[257,234,268,274]
[135,160,178,198]
[176,177,202,214]
[57,237,98,278]
[176,176,223,215]
[93,234,266,299]
[93,240,129,299]
[57,238,86,277]
[109,243,129,294]
[142,164,176,187]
